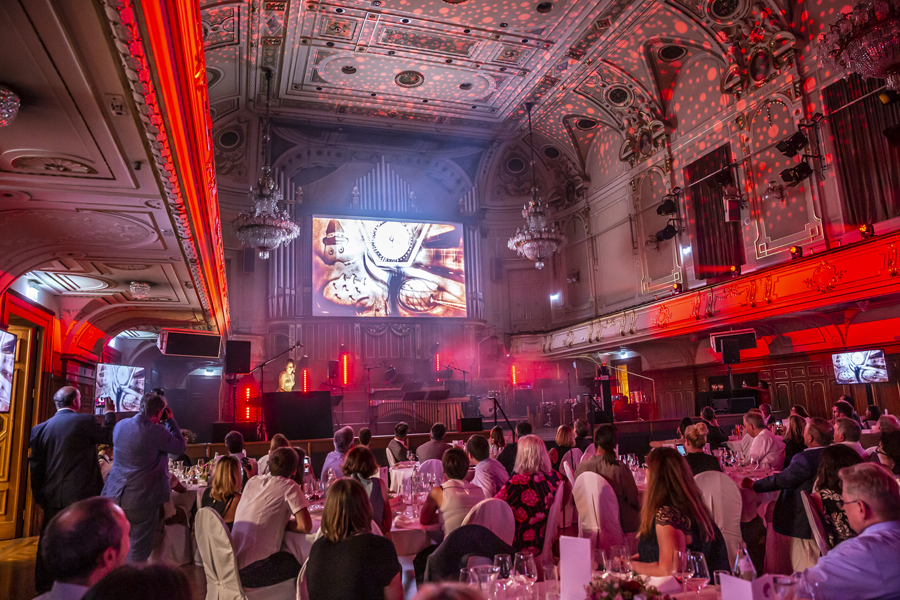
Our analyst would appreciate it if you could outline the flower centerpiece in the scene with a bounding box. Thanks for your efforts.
[585,576,674,600]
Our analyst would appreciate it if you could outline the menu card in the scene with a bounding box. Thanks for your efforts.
[559,536,592,600]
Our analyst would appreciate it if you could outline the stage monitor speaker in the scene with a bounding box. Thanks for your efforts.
[711,329,757,352]
[327,360,339,379]
[261,391,334,440]
[729,396,757,414]
[722,338,742,365]
[158,329,221,358]
[212,421,260,443]
[459,417,483,432]
[224,340,252,374]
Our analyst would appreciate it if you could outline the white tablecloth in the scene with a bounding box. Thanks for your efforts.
[390,465,416,494]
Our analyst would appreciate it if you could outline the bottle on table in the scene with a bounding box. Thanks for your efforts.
[733,542,757,581]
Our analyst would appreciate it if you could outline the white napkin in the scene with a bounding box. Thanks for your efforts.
[644,576,683,594]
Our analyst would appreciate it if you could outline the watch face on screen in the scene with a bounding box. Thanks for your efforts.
[372,222,414,262]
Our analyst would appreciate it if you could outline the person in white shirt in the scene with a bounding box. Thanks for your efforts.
[257,433,290,476]
[231,447,312,588]
[466,434,508,499]
[224,430,258,485]
[320,426,354,480]
[36,497,130,600]
[834,418,867,458]
[797,462,900,600]
[744,411,785,469]
[419,448,485,535]
[98,445,113,484]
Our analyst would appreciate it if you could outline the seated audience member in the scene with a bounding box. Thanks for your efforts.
[744,410,786,469]
[495,435,565,556]
[489,426,506,458]
[420,448,485,535]
[170,429,195,467]
[547,424,577,472]
[877,430,900,475]
[832,399,856,425]
[358,427,373,449]
[631,448,729,577]
[862,405,882,429]
[342,445,392,537]
[699,407,728,451]
[201,455,242,530]
[417,423,453,462]
[837,395,864,425]
[497,421,532,476]
[81,564,191,600]
[574,419,593,452]
[321,426,355,480]
[467,434,509,499]
[676,417,694,443]
[98,445,113,484]
[739,409,761,456]
[797,463,900,600]
[306,478,402,600]
[574,424,641,533]
[412,583,484,600]
[834,418,866,457]
[37,497,130,600]
[388,422,410,464]
[231,447,312,588]
[875,415,900,434]
[782,415,808,468]
[748,418,833,573]
[225,430,257,486]
[683,423,721,476]
[811,444,863,549]
[759,403,775,427]
[257,433,289,476]
[791,405,810,420]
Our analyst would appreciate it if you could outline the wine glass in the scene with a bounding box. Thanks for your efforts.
[685,552,710,594]
[513,552,538,589]
[593,549,608,576]
[493,553,513,581]
[773,575,798,600]
[794,576,821,600]
[672,549,694,591]
[749,456,760,471]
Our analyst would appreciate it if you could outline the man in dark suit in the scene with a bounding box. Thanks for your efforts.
[102,391,185,563]
[29,386,115,593]
[497,420,532,475]
[746,417,833,574]
[700,407,729,451]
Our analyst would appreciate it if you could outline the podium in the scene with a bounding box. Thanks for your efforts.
[261,391,334,440]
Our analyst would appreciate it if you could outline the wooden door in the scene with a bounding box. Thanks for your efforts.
[507,269,546,332]
[0,326,34,539]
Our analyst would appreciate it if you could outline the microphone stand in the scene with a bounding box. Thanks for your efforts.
[363,364,380,428]
[248,342,303,441]
[488,391,518,442]
[445,364,469,396]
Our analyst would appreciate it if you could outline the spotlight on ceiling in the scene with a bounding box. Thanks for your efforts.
[859,223,875,240]
[789,245,803,259]
[656,187,682,215]
[780,162,814,187]
[655,222,679,242]
[672,282,682,294]
[776,131,809,158]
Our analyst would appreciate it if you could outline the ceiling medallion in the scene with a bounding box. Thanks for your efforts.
[394,70,425,88]
[0,85,20,127]
[10,156,98,175]
[818,0,900,91]
[129,281,151,299]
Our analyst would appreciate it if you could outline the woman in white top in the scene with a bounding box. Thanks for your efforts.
[419,448,484,535]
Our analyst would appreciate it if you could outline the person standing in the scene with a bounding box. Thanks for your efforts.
[29,386,115,593]
[102,392,186,563]
[277,359,295,392]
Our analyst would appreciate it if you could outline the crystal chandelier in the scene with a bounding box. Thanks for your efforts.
[0,85,20,127]
[233,69,300,259]
[129,282,151,299]
[507,102,565,269]
[818,0,900,90]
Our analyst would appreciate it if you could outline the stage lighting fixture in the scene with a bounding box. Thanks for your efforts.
[729,264,741,276]
[879,91,900,106]
[859,223,875,239]
[776,131,809,158]
[655,221,679,242]
[712,169,734,187]
[789,245,803,259]
[339,344,350,386]
[511,365,518,385]
[430,342,440,355]
[297,355,309,393]
[672,282,682,294]
[434,351,441,372]
[657,198,677,215]
[780,162,814,187]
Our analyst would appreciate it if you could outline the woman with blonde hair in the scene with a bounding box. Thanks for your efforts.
[631,448,729,576]
[306,478,402,600]
[548,424,577,471]
[782,414,808,468]
[495,435,566,556]
[200,455,242,529]
[683,423,721,476]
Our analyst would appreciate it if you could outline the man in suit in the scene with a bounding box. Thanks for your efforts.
[497,420,532,475]
[387,422,409,464]
[700,407,729,451]
[29,386,115,593]
[416,422,453,462]
[746,417,833,574]
[102,391,186,563]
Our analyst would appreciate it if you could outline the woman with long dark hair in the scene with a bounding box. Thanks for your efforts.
[811,444,862,548]
[781,415,808,468]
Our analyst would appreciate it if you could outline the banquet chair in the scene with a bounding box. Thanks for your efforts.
[194,507,296,600]
[537,483,566,569]
[150,507,192,566]
[694,471,743,567]
[386,448,397,469]
[582,444,596,460]
[562,448,583,471]
[461,499,515,546]
[419,459,444,482]
[801,491,829,557]
[572,472,625,556]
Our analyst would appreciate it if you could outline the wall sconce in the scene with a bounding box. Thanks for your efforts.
[566,271,580,284]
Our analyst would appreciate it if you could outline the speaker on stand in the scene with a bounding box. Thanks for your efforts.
[224,340,252,421]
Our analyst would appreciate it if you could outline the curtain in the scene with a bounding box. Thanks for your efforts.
[823,75,900,225]
[683,144,744,281]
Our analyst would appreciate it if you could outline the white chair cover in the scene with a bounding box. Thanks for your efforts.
[419,459,444,481]
[150,521,192,566]
[560,449,582,527]
[379,466,389,487]
[572,472,625,555]
[801,491,829,557]
[583,444,596,459]
[461,498,515,546]
[562,461,576,487]
[386,447,397,468]
[694,471,743,567]
[562,448,583,472]
[540,483,566,563]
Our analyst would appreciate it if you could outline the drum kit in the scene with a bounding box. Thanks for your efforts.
[479,390,502,417]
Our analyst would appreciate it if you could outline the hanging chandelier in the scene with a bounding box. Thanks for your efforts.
[233,68,300,259]
[818,0,900,90]
[0,85,20,127]
[507,102,565,270]
[129,281,151,299]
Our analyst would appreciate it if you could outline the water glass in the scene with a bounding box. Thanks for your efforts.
[685,552,710,593]
[513,552,538,588]
[794,577,820,600]
[494,554,513,580]
[773,575,797,600]
[713,569,730,591]
[468,565,499,594]
[543,565,559,599]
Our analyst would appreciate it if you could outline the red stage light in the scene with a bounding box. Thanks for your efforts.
[302,368,309,393]
[511,365,518,385]
[790,245,803,259]
[672,282,682,294]
[340,349,349,386]
[434,353,441,372]
[729,265,741,276]
[859,224,875,239]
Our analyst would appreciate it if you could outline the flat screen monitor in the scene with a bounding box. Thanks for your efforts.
[96,364,146,412]
[312,216,466,317]
[0,330,16,413]
[832,350,889,384]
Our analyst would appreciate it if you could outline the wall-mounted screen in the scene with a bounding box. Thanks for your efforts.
[0,330,16,413]
[832,350,889,384]
[96,364,146,412]
[312,217,466,317]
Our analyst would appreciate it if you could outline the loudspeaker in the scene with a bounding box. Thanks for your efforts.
[224,340,252,374]
[261,392,334,440]
[459,417,483,432]
[212,421,260,443]
[722,337,742,365]
[158,329,221,358]
[327,360,339,379]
